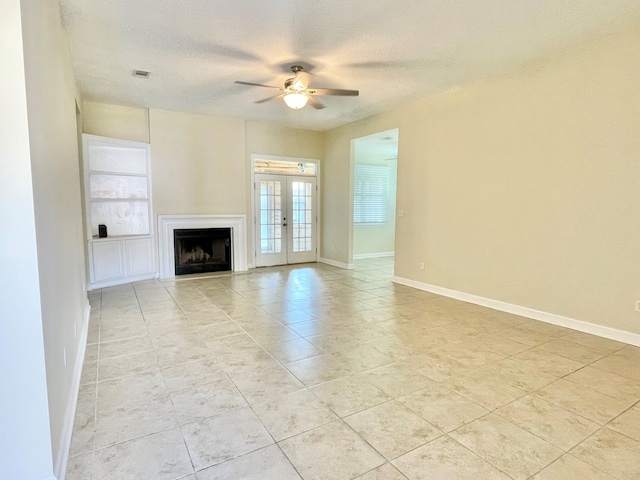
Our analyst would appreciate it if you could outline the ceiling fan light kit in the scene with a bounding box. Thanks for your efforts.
[283,93,309,109]
[235,65,359,110]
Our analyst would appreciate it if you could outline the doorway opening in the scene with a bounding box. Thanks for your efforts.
[251,155,319,267]
[351,128,399,268]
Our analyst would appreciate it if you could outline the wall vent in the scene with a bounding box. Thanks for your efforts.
[132,70,150,79]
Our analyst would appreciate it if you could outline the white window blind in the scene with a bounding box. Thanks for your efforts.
[354,165,389,225]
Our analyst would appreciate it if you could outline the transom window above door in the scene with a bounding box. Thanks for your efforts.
[254,158,316,176]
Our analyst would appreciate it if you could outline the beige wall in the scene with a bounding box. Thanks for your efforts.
[244,121,323,264]
[84,104,248,214]
[20,0,87,473]
[148,109,246,217]
[83,101,150,143]
[323,24,640,335]
[83,109,323,266]
[245,121,323,160]
[0,0,55,477]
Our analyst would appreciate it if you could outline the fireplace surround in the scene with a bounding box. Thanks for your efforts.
[158,214,248,278]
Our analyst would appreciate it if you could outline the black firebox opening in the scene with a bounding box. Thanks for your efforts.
[174,228,232,275]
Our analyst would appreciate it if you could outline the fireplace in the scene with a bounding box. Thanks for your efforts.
[173,228,231,275]
[157,214,248,278]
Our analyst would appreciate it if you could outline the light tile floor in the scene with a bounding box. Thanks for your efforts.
[66,258,640,480]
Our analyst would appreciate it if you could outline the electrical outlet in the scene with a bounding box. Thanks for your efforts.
[398,209,404,217]
[635,300,640,312]
[419,262,425,270]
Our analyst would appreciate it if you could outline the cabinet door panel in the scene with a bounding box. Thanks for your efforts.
[92,241,125,282]
[125,238,155,276]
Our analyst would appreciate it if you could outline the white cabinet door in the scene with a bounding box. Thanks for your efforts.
[125,237,155,276]
[89,236,156,288]
[91,241,125,282]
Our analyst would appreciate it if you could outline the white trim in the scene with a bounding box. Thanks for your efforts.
[319,257,354,270]
[82,134,153,240]
[353,251,395,260]
[250,154,321,268]
[89,272,157,290]
[157,214,247,278]
[393,276,640,347]
[53,301,90,480]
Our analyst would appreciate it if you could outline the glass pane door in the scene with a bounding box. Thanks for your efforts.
[255,174,287,267]
[254,174,317,267]
[287,176,317,264]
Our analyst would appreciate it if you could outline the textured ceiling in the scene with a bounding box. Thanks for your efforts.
[60,0,640,131]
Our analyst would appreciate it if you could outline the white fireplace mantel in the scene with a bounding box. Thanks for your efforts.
[158,214,248,278]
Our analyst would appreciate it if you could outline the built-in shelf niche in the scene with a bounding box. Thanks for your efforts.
[82,134,156,289]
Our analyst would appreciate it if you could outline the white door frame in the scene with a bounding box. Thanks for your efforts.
[349,128,399,266]
[250,154,320,268]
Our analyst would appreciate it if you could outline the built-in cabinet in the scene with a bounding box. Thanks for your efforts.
[82,134,156,289]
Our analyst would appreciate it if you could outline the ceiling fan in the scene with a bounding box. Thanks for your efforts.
[235,65,359,110]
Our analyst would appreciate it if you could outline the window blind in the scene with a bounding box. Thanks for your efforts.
[354,164,389,225]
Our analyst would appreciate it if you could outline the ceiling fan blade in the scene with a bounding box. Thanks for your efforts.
[235,81,281,89]
[307,96,325,110]
[255,93,284,104]
[309,88,359,96]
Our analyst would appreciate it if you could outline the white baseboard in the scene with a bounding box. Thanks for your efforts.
[393,276,640,347]
[319,257,354,270]
[53,300,91,480]
[90,272,157,290]
[353,251,395,260]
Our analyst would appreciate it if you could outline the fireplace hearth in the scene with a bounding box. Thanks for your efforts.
[174,228,231,275]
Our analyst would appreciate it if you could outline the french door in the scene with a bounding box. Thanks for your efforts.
[254,174,317,267]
